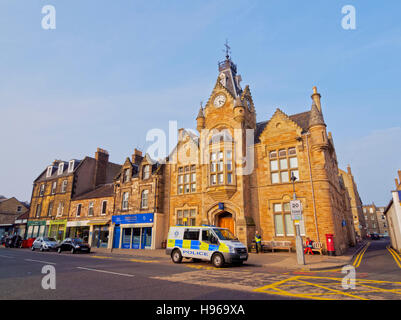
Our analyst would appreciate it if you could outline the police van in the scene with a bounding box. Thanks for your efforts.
[166,225,248,268]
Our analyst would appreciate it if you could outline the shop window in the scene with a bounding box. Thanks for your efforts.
[270,148,299,184]
[141,190,149,209]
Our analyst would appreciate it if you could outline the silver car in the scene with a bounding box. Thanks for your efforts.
[32,237,59,252]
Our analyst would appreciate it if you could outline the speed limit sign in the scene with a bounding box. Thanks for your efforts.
[290,200,303,220]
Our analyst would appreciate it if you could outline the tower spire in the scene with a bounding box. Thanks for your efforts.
[223,39,231,60]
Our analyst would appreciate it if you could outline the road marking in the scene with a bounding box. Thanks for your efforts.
[129,258,157,263]
[353,243,370,268]
[0,254,15,258]
[25,259,56,265]
[387,246,401,269]
[76,267,135,277]
[91,256,113,259]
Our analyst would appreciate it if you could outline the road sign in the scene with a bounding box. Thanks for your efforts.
[290,200,303,220]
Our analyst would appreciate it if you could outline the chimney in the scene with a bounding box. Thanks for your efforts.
[347,164,352,175]
[398,170,401,187]
[94,148,109,187]
[132,148,143,165]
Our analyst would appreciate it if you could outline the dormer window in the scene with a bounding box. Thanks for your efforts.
[46,166,53,178]
[143,165,150,180]
[58,163,64,175]
[68,160,75,173]
[123,168,130,183]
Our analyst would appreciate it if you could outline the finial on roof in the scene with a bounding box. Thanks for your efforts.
[224,39,231,60]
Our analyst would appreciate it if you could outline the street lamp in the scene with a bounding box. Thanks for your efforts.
[290,172,305,265]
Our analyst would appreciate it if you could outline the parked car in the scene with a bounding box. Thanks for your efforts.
[56,238,91,254]
[371,233,380,240]
[32,237,58,251]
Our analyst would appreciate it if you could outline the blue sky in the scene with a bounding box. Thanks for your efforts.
[0,0,400,206]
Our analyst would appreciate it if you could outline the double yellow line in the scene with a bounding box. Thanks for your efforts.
[387,246,401,268]
[353,243,370,268]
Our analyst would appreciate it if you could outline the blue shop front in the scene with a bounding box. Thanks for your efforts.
[112,213,155,250]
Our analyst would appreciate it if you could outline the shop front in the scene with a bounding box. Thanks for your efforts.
[66,220,90,243]
[88,220,110,248]
[48,219,67,242]
[26,220,47,239]
[112,213,154,250]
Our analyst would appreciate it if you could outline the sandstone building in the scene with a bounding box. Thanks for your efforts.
[339,166,367,238]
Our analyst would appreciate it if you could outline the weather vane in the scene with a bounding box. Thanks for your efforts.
[223,39,231,59]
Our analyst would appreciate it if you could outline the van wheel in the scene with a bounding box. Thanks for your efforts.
[212,253,225,268]
[171,249,182,264]
[31,246,35,251]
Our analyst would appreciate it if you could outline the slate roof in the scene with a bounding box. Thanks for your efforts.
[72,184,114,201]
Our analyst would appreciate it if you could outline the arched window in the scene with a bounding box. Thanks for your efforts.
[141,190,149,209]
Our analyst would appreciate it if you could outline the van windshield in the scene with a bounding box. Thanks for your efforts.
[213,228,238,241]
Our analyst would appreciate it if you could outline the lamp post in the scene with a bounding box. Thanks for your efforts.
[291,172,305,265]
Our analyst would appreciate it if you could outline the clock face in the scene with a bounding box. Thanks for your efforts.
[213,94,226,108]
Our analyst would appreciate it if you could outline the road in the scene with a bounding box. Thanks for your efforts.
[1,238,400,300]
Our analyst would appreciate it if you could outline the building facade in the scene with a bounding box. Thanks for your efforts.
[339,166,367,238]
[363,204,381,235]
[384,170,401,252]
[111,149,167,250]
[28,148,121,241]
[164,55,355,255]
[0,197,29,237]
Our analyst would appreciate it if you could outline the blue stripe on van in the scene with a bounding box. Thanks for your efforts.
[190,241,200,250]
[175,239,183,248]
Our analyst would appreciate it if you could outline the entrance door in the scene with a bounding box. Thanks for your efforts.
[218,212,234,234]
[113,226,120,248]
[141,227,152,249]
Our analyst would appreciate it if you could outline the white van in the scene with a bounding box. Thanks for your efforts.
[166,226,248,268]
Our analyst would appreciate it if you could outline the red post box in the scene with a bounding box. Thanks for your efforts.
[325,234,335,256]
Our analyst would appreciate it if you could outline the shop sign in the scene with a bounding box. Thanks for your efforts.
[112,213,154,225]
[49,219,67,225]
[27,220,46,226]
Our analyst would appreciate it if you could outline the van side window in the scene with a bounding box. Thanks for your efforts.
[202,230,213,242]
[183,229,200,241]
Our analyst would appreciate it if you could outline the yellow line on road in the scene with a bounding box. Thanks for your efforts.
[294,278,368,300]
[387,246,401,269]
[91,256,113,259]
[353,243,370,268]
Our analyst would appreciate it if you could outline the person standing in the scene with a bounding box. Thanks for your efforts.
[255,230,262,254]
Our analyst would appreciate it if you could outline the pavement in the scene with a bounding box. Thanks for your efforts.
[89,240,368,271]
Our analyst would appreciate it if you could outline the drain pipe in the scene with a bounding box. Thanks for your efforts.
[304,132,320,243]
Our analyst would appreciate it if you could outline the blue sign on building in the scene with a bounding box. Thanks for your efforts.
[112,213,154,225]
